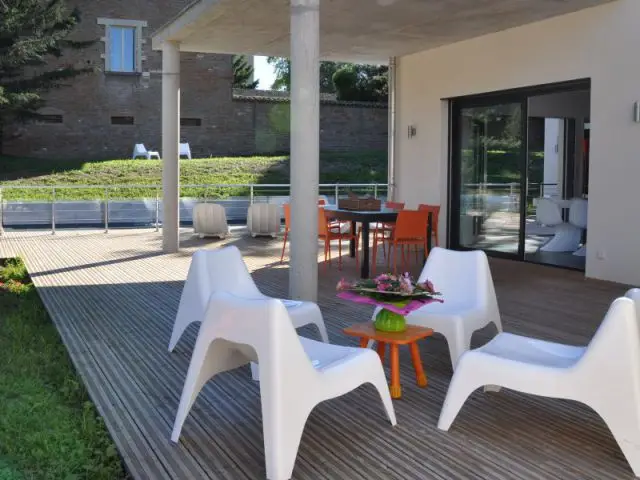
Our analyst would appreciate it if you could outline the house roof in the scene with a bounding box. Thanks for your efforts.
[151,0,613,63]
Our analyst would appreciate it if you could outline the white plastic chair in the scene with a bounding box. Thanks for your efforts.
[373,247,502,370]
[569,198,588,257]
[132,143,160,160]
[171,292,396,480]
[168,245,328,353]
[438,294,640,477]
[192,203,229,239]
[179,142,192,160]
[537,198,581,252]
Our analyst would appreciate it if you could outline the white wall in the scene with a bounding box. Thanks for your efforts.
[395,0,640,286]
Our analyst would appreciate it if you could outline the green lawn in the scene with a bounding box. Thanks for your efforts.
[0,151,387,201]
[0,258,126,480]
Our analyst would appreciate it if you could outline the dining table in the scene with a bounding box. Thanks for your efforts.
[324,206,433,279]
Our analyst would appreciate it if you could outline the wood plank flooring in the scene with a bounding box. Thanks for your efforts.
[0,228,634,479]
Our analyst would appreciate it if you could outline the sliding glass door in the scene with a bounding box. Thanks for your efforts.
[450,97,528,258]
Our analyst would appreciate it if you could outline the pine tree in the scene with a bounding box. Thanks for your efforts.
[232,55,259,89]
[0,0,93,152]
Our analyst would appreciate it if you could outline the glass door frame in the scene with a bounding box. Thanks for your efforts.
[447,79,592,262]
[449,93,529,260]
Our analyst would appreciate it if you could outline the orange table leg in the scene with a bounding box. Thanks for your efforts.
[376,341,386,362]
[389,343,401,399]
[409,341,428,388]
[359,337,369,348]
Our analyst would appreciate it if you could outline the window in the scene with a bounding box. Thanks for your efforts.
[109,26,136,72]
[35,114,63,124]
[181,118,202,127]
[98,18,147,73]
[111,116,135,125]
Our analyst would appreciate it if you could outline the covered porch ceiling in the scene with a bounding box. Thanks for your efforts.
[152,0,614,63]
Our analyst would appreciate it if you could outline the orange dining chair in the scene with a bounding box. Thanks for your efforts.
[367,201,405,262]
[373,209,429,275]
[280,203,292,263]
[318,207,358,271]
[418,204,441,246]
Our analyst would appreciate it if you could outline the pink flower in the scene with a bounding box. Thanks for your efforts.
[336,279,351,291]
[419,280,435,293]
[374,274,390,282]
[377,282,391,292]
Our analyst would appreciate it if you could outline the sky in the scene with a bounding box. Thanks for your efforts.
[253,56,277,90]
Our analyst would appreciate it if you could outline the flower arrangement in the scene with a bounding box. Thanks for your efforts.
[337,273,442,332]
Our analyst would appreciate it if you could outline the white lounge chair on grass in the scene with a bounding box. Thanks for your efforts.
[438,291,640,477]
[373,247,502,370]
[168,245,328,353]
[171,292,396,480]
[179,142,192,160]
[132,143,160,160]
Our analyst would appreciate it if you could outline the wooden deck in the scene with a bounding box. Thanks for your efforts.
[0,228,634,479]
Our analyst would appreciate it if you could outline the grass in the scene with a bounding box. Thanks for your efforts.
[0,258,126,480]
[0,151,387,201]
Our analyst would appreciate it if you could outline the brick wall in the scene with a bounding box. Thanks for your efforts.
[1,1,388,160]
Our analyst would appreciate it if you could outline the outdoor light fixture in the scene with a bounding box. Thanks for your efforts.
[634,101,640,123]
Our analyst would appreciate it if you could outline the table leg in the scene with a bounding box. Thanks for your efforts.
[349,221,357,257]
[359,337,369,349]
[376,341,386,362]
[389,343,401,399]
[409,341,428,388]
[361,221,370,279]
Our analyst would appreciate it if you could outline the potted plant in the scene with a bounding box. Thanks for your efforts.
[337,273,442,333]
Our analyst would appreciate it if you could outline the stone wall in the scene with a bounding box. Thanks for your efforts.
[1,0,388,160]
[229,95,388,156]
[4,87,388,159]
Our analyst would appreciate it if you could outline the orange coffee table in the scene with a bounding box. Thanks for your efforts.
[343,322,434,399]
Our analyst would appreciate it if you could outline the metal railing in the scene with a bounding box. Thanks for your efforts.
[0,182,389,234]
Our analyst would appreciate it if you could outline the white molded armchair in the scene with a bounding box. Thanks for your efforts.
[132,143,160,160]
[171,292,396,480]
[569,198,588,257]
[438,292,640,477]
[374,247,502,369]
[537,198,581,252]
[169,246,328,352]
[179,142,192,160]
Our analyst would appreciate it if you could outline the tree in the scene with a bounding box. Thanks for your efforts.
[266,57,291,91]
[266,57,347,94]
[0,0,94,151]
[332,64,388,102]
[266,57,387,101]
[232,55,259,89]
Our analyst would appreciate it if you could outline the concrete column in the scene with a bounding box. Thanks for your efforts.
[289,0,320,301]
[387,57,397,201]
[162,41,180,253]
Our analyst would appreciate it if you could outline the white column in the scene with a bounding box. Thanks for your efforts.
[162,41,180,253]
[289,0,320,301]
[387,57,397,201]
